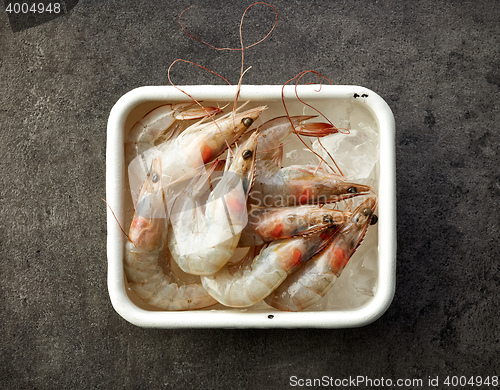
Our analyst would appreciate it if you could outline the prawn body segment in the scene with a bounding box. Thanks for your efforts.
[265,197,377,311]
[125,245,217,310]
[168,131,260,276]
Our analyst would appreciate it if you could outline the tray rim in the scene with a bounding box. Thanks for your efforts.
[106,84,396,328]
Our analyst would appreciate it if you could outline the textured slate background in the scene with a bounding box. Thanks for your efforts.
[0,0,498,388]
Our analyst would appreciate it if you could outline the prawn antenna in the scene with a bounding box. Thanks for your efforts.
[315,136,341,176]
[233,2,277,115]
[103,199,130,241]
[179,2,278,52]
[179,3,278,116]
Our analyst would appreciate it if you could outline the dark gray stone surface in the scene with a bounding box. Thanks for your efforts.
[0,0,498,388]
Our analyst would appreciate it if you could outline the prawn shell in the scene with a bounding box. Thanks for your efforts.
[125,103,222,165]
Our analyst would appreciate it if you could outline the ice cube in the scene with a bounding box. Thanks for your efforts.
[313,122,379,180]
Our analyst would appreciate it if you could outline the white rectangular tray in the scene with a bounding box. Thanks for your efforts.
[106,85,396,328]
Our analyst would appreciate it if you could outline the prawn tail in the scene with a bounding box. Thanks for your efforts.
[296,121,339,137]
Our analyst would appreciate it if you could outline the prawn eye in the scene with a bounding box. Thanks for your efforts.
[151,173,159,183]
[323,215,333,223]
[347,187,358,194]
[362,207,372,216]
[242,149,253,159]
[242,117,254,127]
[370,215,378,225]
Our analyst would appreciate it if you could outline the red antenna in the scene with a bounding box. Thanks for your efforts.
[103,199,130,241]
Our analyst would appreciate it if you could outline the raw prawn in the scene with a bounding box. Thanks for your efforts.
[264,197,378,311]
[250,165,372,207]
[168,131,260,275]
[238,205,350,247]
[201,226,340,308]
[124,156,216,310]
[158,105,265,185]
[125,102,222,165]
